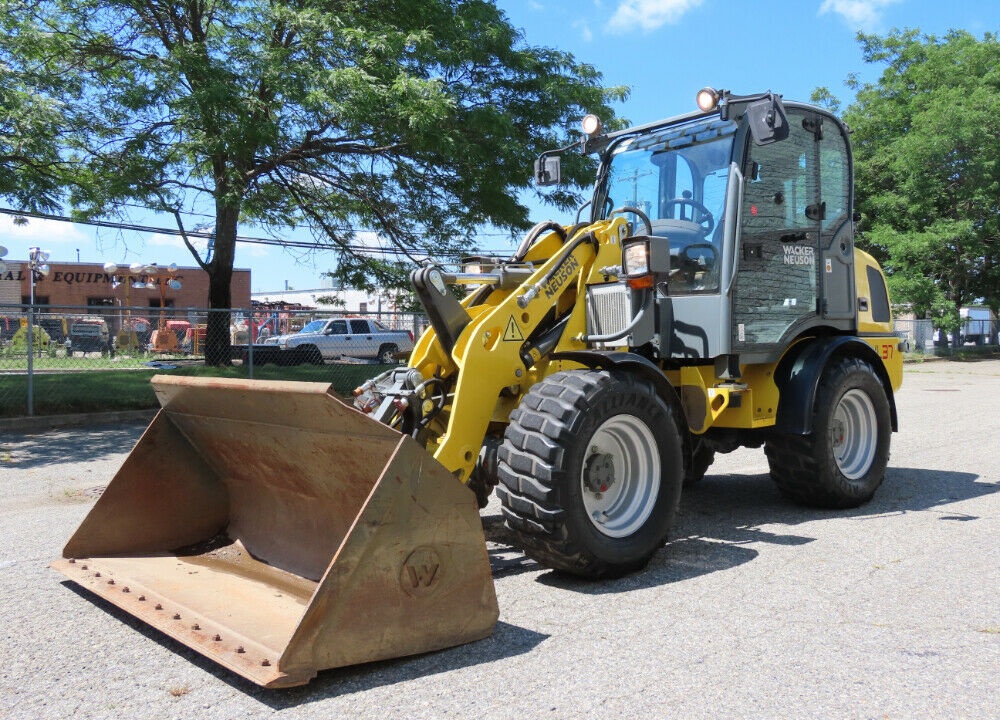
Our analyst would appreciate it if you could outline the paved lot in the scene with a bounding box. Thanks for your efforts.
[1,359,998,719]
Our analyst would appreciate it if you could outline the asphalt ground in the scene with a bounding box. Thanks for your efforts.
[1,359,997,719]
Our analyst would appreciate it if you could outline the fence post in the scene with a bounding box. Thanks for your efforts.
[26,302,34,416]
[246,308,254,379]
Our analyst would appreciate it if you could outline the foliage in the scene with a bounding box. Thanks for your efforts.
[0,63,65,212]
[0,0,625,364]
[9,325,50,352]
[841,29,1000,330]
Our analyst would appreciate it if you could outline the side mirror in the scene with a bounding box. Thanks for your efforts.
[745,96,789,146]
[534,154,561,186]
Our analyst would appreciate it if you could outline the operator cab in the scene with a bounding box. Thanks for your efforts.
[579,89,858,366]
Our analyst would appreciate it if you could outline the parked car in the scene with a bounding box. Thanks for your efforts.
[262,317,414,364]
[69,317,113,356]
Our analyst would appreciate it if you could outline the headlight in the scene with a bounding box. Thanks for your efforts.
[622,239,654,290]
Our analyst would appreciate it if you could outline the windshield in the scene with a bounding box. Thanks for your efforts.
[300,320,327,333]
[599,118,737,292]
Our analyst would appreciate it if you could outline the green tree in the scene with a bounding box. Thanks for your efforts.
[0,0,624,363]
[842,29,1000,338]
[0,68,64,212]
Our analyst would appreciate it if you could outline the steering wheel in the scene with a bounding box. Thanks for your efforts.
[663,198,715,236]
[676,242,718,283]
[609,206,653,235]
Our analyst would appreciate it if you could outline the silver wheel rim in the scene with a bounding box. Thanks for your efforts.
[830,388,877,480]
[580,414,660,538]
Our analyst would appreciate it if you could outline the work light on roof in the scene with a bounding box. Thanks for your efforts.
[696,87,720,112]
[581,114,603,137]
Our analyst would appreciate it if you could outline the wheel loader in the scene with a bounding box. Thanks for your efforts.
[53,88,902,687]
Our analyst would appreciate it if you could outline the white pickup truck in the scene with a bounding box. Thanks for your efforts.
[263,317,414,364]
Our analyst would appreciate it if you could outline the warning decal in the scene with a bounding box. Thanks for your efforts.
[503,316,524,342]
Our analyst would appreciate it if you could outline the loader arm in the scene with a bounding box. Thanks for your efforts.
[410,218,631,481]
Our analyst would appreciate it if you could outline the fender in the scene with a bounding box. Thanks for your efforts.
[773,335,898,435]
[549,350,681,408]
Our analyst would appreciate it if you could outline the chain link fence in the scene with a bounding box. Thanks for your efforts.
[6,300,992,418]
[0,303,427,417]
[893,316,998,353]
[892,318,935,353]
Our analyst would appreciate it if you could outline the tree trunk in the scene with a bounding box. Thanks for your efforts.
[204,202,239,366]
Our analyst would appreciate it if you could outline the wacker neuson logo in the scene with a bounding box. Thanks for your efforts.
[783,245,814,265]
[543,255,580,298]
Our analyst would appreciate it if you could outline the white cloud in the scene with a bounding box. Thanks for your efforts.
[609,0,703,33]
[0,215,89,246]
[147,231,210,254]
[573,19,594,42]
[818,0,900,28]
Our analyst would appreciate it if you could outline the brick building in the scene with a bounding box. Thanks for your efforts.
[0,261,251,309]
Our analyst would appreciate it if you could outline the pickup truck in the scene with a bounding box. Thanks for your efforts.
[261,317,414,364]
[69,317,113,356]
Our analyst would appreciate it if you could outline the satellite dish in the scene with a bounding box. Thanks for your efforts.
[0,246,8,258]
[103,262,118,273]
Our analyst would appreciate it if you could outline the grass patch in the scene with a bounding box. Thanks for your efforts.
[0,353,153,371]
[0,362,395,417]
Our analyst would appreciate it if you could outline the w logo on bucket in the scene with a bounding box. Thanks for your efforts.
[400,547,443,596]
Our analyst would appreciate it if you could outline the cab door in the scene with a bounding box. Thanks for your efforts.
[732,107,827,359]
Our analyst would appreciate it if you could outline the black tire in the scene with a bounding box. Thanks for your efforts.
[765,356,891,509]
[683,440,715,487]
[301,344,323,365]
[377,343,399,364]
[497,369,683,579]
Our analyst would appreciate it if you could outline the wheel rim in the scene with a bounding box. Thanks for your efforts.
[830,388,878,480]
[580,414,660,538]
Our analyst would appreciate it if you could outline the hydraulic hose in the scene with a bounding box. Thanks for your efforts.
[512,221,567,263]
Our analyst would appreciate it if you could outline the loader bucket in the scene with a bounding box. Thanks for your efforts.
[52,375,498,688]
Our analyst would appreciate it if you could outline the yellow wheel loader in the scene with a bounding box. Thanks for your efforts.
[53,89,902,687]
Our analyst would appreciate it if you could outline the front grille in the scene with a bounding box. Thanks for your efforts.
[586,283,631,347]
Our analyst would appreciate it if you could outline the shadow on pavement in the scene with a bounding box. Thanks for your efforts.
[505,465,996,594]
[2,423,146,469]
[254,620,547,708]
[61,580,546,707]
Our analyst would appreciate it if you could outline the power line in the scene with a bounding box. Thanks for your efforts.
[0,207,521,258]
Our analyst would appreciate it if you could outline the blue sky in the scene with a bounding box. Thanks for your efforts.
[1,0,997,295]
